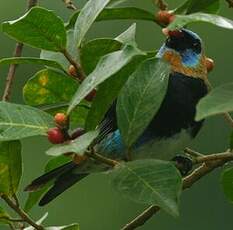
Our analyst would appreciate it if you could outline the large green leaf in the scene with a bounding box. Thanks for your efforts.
[117,58,170,147]
[24,155,70,212]
[85,53,155,131]
[23,69,78,106]
[0,57,65,72]
[0,141,22,195]
[46,130,98,156]
[0,102,53,141]
[2,7,66,51]
[67,45,144,114]
[67,7,155,30]
[174,0,220,14]
[111,159,182,217]
[80,38,122,75]
[41,30,78,70]
[196,82,233,121]
[167,13,233,31]
[221,167,233,203]
[74,0,111,47]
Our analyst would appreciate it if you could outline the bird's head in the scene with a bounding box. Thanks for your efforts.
[157,28,208,80]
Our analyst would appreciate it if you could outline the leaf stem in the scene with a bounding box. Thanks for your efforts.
[1,195,44,230]
[61,49,86,81]
[121,149,233,229]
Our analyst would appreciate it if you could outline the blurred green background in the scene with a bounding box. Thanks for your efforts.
[0,0,233,229]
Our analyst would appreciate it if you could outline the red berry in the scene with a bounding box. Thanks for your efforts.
[47,127,65,144]
[156,11,174,26]
[54,113,67,126]
[71,128,85,140]
[68,65,77,77]
[85,89,96,102]
[205,57,215,73]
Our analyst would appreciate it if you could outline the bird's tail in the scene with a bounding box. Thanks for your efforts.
[24,161,88,206]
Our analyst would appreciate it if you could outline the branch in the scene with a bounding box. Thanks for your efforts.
[1,195,44,230]
[121,206,160,230]
[226,0,233,7]
[121,150,233,229]
[2,0,38,101]
[87,152,119,167]
[155,0,168,10]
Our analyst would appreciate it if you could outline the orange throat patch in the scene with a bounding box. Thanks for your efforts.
[163,50,208,81]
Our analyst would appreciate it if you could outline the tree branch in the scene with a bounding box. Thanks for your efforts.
[121,150,233,229]
[1,195,44,230]
[2,0,38,101]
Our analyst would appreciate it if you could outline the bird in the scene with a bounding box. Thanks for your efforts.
[25,28,208,206]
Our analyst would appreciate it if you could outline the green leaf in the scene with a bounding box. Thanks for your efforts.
[107,0,128,7]
[68,45,144,114]
[24,155,70,212]
[0,102,53,141]
[117,58,170,147]
[174,0,220,14]
[0,141,22,195]
[0,57,65,72]
[23,69,78,106]
[221,167,233,203]
[74,0,111,47]
[41,30,78,70]
[67,7,155,30]
[46,130,98,156]
[2,7,66,51]
[80,38,122,75]
[196,82,233,121]
[85,52,155,131]
[116,23,136,45]
[167,13,233,31]
[111,159,182,217]
[46,223,79,230]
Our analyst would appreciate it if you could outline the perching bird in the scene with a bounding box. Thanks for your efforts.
[25,28,208,206]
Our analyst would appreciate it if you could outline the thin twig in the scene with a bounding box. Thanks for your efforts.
[226,0,233,7]
[155,0,168,10]
[2,0,38,101]
[121,206,160,230]
[1,195,44,230]
[87,152,119,167]
[184,147,204,157]
[121,150,233,229]
[63,0,77,10]
[61,49,86,81]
